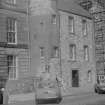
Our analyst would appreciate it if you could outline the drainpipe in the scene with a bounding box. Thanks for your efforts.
[56,0,62,81]
[56,0,63,97]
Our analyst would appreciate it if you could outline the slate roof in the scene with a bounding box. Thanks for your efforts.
[57,0,92,19]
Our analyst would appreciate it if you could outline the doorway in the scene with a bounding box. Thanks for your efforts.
[72,70,79,87]
[0,90,3,104]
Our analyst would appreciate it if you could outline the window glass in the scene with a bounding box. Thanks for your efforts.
[82,19,87,36]
[84,45,89,61]
[87,70,92,82]
[52,46,59,58]
[51,15,56,24]
[68,16,74,33]
[7,18,17,44]
[7,55,17,80]
[69,44,76,60]
[40,47,44,58]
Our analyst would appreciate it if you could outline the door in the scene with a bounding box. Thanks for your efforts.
[0,91,3,104]
[72,70,79,87]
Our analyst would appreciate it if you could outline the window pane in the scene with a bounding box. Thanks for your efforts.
[55,47,59,57]
[12,33,16,43]
[87,70,92,82]
[68,16,74,33]
[69,45,76,60]
[13,67,16,78]
[52,47,59,58]
[40,47,44,58]
[52,15,56,24]
[7,18,10,31]
[9,70,14,79]
[7,55,17,80]
[84,46,89,61]
[7,18,17,43]
[82,20,87,36]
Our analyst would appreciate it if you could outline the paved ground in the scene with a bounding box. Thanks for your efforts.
[59,93,105,105]
[8,93,105,105]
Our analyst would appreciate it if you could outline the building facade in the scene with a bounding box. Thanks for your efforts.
[77,0,105,77]
[30,0,96,96]
[0,0,32,104]
[58,0,96,95]
[1,0,96,104]
[30,0,60,80]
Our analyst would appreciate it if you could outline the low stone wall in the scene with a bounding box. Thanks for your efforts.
[5,77,36,95]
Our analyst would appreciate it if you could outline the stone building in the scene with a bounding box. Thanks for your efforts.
[77,0,105,76]
[30,0,60,80]
[30,0,96,96]
[0,0,32,104]
[0,0,96,104]
[58,0,96,96]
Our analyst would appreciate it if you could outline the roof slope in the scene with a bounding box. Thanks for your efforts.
[57,0,92,19]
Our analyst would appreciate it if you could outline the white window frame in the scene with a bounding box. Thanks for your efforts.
[7,55,18,80]
[68,16,74,33]
[69,44,76,61]
[7,18,17,44]
[84,45,89,61]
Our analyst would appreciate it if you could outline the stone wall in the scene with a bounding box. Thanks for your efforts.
[59,11,96,96]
